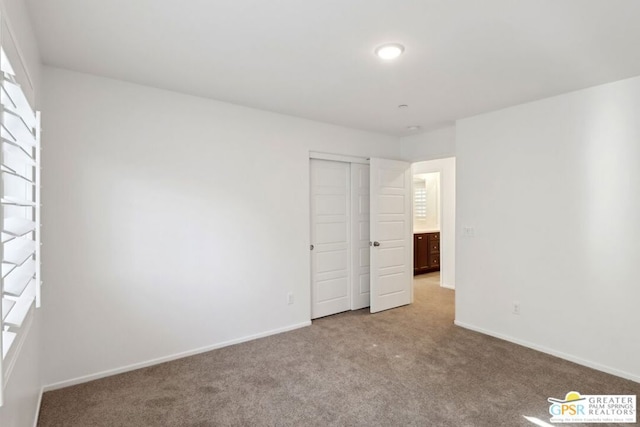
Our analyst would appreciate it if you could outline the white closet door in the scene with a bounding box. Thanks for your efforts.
[351,163,370,309]
[310,159,350,319]
[369,158,412,313]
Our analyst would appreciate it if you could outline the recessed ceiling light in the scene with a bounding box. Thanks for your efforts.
[407,125,421,131]
[375,43,405,60]
[398,104,409,109]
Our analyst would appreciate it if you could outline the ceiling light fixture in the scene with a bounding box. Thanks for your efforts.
[375,43,405,60]
[398,104,409,109]
[407,125,421,131]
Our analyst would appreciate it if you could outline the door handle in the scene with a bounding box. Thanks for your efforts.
[373,241,381,247]
[310,244,314,250]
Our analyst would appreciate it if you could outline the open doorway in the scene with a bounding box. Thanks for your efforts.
[413,172,441,276]
[411,158,456,291]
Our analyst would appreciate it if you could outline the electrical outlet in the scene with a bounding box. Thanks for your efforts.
[287,293,294,305]
[512,302,521,315]
[463,227,475,237]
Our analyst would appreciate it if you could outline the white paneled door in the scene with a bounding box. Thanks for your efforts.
[369,158,412,313]
[351,163,370,309]
[310,159,351,319]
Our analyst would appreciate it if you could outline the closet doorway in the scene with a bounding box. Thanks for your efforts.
[309,158,369,319]
[309,154,413,319]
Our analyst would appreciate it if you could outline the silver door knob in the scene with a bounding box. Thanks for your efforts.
[373,241,381,247]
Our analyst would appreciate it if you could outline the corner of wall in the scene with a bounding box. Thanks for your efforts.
[399,124,456,162]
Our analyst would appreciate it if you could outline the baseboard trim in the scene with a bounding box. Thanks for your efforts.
[454,320,639,383]
[32,386,44,427]
[43,321,312,392]
[440,284,455,290]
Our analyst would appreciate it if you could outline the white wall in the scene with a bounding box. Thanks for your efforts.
[0,0,43,426]
[413,158,456,289]
[401,125,456,162]
[456,76,640,382]
[41,67,401,387]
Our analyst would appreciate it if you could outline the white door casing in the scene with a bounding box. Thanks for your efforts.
[369,158,412,313]
[351,163,370,309]
[310,159,351,319]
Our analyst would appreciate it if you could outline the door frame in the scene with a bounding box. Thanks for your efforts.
[309,151,370,165]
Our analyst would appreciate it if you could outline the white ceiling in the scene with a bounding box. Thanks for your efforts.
[26,0,640,136]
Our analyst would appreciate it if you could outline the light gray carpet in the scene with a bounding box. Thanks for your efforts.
[38,273,639,426]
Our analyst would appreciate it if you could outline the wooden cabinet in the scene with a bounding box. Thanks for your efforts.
[414,232,440,275]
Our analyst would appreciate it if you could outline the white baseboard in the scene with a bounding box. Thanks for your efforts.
[454,320,640,384]
[440,283,455,290]
[43,321,312,392]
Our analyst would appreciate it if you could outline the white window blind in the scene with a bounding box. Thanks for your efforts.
[0,47,41,406]
[414,187,427,219]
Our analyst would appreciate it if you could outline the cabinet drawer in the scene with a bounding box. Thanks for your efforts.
[428,254,440,267]
[427,232,440,241]
[429,240,440,253]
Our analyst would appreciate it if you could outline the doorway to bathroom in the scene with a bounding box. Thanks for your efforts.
[411,158,456,290]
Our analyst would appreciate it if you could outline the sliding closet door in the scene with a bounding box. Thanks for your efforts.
[310,159,350,319]
[350,163,370,309]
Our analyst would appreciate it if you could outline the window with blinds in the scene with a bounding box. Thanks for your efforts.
[414,187,427,219]
[0,47,41,406]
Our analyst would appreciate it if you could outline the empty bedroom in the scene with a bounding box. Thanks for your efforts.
[0,1,638,426]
